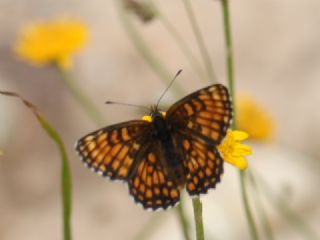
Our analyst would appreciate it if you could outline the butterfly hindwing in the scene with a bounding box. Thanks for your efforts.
[128,143,180,210]
[166,84,232,145]
[76,120,150,181]
[174,133,224,195]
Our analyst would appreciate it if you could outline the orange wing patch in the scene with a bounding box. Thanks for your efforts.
[172,131,224,195]
[167,84,232,145]
[181,137,224,195]
[76,121,149,181]
[129,150,180,210]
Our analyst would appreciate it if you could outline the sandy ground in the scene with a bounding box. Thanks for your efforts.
[0,0,320,239]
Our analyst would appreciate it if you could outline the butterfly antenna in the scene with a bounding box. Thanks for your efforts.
[156,69,183,108]
[105,101,150,110]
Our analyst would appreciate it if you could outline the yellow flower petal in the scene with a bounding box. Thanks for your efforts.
[232,157,248,170]
[232,130,249,141]
[218,130,252,170]
[234,144,252,156]
[14,17,88,69]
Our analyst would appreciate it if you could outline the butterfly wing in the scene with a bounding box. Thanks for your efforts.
[128,142,180,210]
[76,120,150,181]
[166,84,232,195]
[173,132,224,195]
[166,84,232,145]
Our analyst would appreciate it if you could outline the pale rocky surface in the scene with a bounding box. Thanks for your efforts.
[0,0,319,239]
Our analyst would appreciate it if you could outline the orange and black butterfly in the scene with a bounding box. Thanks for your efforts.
[76,84,232,210]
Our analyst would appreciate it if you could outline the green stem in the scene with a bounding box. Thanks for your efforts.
[192,198,205,240]
[220,1,258,239]
[221,0,235,122]
[116,0,185,97]
[149,1,208,83]
[176,200,191,240]
[248,171,274,240]
[0,91,72,240]
[40,117,72,240]
[56,67,106,126]
[182,0,216,82]
[240,171,259,240]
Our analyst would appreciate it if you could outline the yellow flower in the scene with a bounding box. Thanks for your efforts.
[217,130,252,170]
[15,18,88,69]
[237,95,274,141]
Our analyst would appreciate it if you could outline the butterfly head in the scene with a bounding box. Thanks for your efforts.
[149,105,166,121]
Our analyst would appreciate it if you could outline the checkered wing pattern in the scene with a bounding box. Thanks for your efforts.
[175,133,224,195]
[76,83,233,210]
[166,84,232,195]
[76,120,150,181]
[167,84,232,144]
[128,143,180,210]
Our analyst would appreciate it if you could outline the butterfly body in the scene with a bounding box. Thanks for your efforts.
[76,84,232,210]
[150,107,186,186]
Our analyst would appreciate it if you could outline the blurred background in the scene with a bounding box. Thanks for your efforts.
[0,0,319,239]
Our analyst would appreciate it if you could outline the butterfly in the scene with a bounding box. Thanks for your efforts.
[76,84,232,210]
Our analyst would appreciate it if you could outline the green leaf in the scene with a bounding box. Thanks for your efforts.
[0,90,72,240]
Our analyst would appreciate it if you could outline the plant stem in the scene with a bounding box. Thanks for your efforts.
[40,117,72,240]
[56,67,106,126]
[182,0,216,82]
[176,200,191,240]
[220,1,259,239]
[220,0,235,121]
[240,171,259,240]
[116,0,185,97]
[248,171,274,240]
[149,1,208,83]
[192,198,205,240]
[0,91,72,240]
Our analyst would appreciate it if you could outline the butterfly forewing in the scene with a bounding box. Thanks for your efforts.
[166,84,232,145]
[76,120,150,180]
